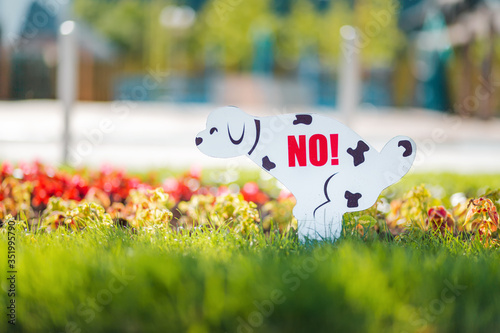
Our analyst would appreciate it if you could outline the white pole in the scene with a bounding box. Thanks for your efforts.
[57,20,78,164]
[337,25,361,126]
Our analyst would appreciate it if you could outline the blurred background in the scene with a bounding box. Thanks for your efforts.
[0,0,499,172]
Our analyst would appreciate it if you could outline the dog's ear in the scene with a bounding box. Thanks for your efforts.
[225,109,248,145]
[227,119,245,145]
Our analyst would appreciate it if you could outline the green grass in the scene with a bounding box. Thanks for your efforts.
[1,171,500,333]
[1,222,499,333]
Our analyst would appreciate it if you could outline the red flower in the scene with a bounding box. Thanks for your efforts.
[1,161,14,178]
[277,189,295,202]
[425,206,455,234]
[240,182,269,206]
[162,169,201,202]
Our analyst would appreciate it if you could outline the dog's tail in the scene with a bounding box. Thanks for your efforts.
[379,136,417,187]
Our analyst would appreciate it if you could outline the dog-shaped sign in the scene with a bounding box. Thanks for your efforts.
[196,106,416,240]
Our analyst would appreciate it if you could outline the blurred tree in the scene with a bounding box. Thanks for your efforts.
[75,0,181,71]
[195,0,277,71]
[145,0,170,71]
[318,1,353,64]
[354,0,404,66]
[276,0,319,68]
[75,0,146,58]
[74,0,405,73]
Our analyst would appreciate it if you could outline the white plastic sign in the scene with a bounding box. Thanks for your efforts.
[196,106,416,241]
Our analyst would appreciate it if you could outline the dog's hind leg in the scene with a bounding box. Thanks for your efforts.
[297,218,318,241]
[297,203,342,241]
[310,204,343,240]
[294,190,334,241]
[295,172,343,241]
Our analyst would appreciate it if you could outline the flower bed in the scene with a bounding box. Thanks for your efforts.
[0,161,498,246]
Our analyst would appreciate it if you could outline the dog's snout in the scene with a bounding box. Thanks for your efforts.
[195,137,203,146]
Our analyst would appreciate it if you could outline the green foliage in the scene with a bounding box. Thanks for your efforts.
[318,1,353,62]
[126,187,173,227]
[0,178,32,219]
[196,0,278,70]
[75,0,147,56]
[74,0,405,70]
[261,197,297,233]
[1,222,500,333]
[401,184,436,229]
[354,0,404,66]
[177,193,215,226]
[276,0,319,64]
[211,193,261,234]
[177,193,262,235]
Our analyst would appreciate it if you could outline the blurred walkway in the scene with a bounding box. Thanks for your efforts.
[0,100,499,173]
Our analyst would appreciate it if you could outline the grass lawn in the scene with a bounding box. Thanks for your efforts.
[1,172,500,333]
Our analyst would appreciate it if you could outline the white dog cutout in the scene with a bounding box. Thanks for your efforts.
[196,106,416,241]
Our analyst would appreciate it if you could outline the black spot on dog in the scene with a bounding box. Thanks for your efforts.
[262,156,276,171]
[398,140,412,157]
[293,114,313,125]
[195,137,203,146]
[347,141,370,167]
[345,191,362,208]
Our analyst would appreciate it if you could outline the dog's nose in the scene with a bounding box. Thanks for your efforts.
[195,137,203,146]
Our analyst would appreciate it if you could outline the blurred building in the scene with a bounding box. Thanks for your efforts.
[0,0,118,101]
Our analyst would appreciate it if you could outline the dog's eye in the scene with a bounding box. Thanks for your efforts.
[210,127,218,135]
